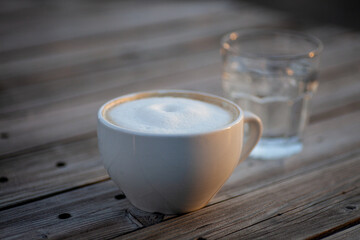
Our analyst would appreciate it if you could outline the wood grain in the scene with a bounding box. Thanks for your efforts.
[214,172,360,239]
[324,224,360,240]
[210,110,360,205]
[0,137,107,209]
[1,146,358,239]
[0,8,286,113]
[0,4,282,85]
[121,152,360,240]
[0,25,350,114]
[0,181,137,240]
[0,1,230,52]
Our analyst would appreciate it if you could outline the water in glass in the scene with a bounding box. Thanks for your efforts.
[222,57,319,159]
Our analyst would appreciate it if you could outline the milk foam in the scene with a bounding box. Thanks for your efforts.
[106,97,233,134]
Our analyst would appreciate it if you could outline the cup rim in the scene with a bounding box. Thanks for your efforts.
[98,89,243,137]
[221,28,323,60]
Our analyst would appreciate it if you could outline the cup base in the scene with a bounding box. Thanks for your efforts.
[129,200,207,215]
[250,136,303,160]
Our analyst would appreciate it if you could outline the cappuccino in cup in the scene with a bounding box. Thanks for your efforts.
[104,96,234,134]
[98,90,262,214]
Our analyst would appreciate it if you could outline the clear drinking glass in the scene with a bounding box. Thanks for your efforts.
[221,29,323,160]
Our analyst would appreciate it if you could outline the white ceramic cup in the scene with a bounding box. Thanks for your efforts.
[97,90,262,214]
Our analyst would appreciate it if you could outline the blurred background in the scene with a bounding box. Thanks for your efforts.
[244,0,360,29]
[1,0,359,156]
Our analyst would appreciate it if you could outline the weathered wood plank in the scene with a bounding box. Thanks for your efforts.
[0,4,281,82]
[0,181,137,240]
[120,152,360,240]
[0,7,286,108]
[212,174,360,239]
[0,23,349,113]
[0,10,229,79]
[0,137,107,209]
[310,63,360,122]
[0,21,346,81]
[209,108,360,203]
[324,224,360,240]
[0,50,219,113]
[0,1,230,52]
[0,145,358,239]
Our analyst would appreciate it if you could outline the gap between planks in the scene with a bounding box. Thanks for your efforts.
[307,217,360,240]
[321,222,360,240]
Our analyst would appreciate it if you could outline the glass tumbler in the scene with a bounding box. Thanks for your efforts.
[221,29,323,160]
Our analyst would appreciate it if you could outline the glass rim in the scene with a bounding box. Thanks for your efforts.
[221,28,323,60]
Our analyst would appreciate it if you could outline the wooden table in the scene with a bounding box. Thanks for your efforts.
[1,1,359,239]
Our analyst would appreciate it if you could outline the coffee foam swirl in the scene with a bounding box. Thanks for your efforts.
[106,97,233,134]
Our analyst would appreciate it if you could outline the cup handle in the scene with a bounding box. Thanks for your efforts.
[238,111,263,164]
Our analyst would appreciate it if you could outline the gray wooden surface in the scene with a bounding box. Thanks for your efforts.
[0,1,359,239]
